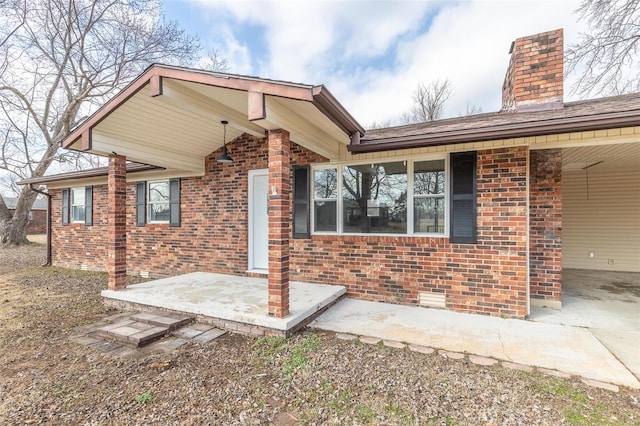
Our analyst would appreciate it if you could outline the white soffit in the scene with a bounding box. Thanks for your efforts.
[562,142,640,171]
[84,76,350,167]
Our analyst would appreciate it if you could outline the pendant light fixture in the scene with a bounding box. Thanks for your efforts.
[216,120,234,163]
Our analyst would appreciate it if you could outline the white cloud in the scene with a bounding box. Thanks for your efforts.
[193,0,587,125]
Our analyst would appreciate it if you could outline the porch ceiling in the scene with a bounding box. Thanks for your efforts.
[562,142,640,171]
[62,65,364,173]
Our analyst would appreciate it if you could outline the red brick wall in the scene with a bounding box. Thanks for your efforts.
[51,134,324,276]
[291,146,529,318]
[529,149,562,303]
[50,186,109,271]
[50,136,531,318]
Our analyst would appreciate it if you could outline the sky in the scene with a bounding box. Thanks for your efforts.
[161,0,588,127]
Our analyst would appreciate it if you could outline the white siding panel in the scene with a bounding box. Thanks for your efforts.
[563,167,640,272]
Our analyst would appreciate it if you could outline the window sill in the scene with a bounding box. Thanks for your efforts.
[310,232,448,238]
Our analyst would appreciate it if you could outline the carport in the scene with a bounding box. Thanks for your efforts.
[529,141,640,381]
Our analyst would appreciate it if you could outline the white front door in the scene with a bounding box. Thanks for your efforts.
[249,169,269,270]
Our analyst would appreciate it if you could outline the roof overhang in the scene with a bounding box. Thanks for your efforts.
[350,109,640,154]
[18,163,168,189]
[62,65,364,173]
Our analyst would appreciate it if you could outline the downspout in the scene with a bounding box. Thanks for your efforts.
[29,184,51,267]
[525,148,530,318]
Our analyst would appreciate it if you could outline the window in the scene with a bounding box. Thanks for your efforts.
[311,157,457,237]
[62,186,92,226]
[147,180,170,223]
[343,161,407,234]
[313,168,338,232]
[71,187,86,223]
[136,178,180,227]
[414,160,445,234]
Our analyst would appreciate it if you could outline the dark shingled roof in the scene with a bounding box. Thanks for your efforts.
[352,93,640,153]
[17,163,161,185]
[3,196,47,210]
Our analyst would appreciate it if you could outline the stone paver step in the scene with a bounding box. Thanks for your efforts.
[129,311,193,330]
[97,320,169,348]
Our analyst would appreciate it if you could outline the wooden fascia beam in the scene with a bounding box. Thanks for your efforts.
[61,68,159,148]
[351,131,360,145]
[81,128,92,150]
[161,79,265,138]
[61,64,321,150]
[155,66,314,101]
[248,91,266,121]
[258,97,342,159]
[149,74,163,97]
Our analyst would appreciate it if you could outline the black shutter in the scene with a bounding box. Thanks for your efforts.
[136,182,146,227]
[84,186,93,226]
[292,166,310,238]
[169,178,180,227]
[450,152,477,244]
[61,188,69,226]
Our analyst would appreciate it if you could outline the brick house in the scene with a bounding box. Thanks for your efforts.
[20,29,640,321]
[4,196,47,234]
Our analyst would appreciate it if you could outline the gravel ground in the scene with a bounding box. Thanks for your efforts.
[0,243,639,425]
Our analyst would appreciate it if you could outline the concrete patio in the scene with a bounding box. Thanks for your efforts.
[308,265,639,389]
[310,298,640,389]
[529,269,640,382]
[102,272,345,335]
[101,270,639,388]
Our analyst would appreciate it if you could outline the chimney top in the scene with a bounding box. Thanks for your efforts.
[501,29,564,112]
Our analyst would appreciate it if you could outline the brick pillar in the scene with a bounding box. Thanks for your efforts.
[476,146,529,318]
[529,149,562,307]
[267,129,290,318]
[108,154,127,290]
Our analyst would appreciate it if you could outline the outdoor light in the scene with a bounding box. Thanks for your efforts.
[216,120,234,163]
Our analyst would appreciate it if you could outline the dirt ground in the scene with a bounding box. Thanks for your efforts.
[1,242,639,425]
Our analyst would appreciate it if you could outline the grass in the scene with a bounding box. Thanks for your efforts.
[134,391,153,404]
[255,334,320,380]
[527,377,630,425]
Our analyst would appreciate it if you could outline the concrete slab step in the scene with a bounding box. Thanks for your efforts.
[129,311,193,330]
[96,320,169,348]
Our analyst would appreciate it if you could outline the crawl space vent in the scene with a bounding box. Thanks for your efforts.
[419,292,446,309]
[139,271,150,279]
[80,264,88,271]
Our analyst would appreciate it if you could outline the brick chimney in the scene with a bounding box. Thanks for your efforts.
[501,29,564,111]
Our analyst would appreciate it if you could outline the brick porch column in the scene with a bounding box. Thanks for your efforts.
[108,154,127,290]
[529,149,562,307]
[267,129,291,318]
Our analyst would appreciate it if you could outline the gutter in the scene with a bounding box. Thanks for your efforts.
[349,109,640,153]
[29,184,51,267]
[312,85,366,138]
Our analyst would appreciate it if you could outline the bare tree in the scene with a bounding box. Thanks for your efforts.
[462,102,482,116]
[567,0,640,96]
[401,79,452,124]
[197,47,230,73]
[0,0,201,246]
[365,119,393,130]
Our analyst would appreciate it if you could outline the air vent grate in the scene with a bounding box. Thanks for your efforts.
[419,292,446,309]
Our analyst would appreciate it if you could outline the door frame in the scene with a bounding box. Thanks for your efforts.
[248,168,269,272]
